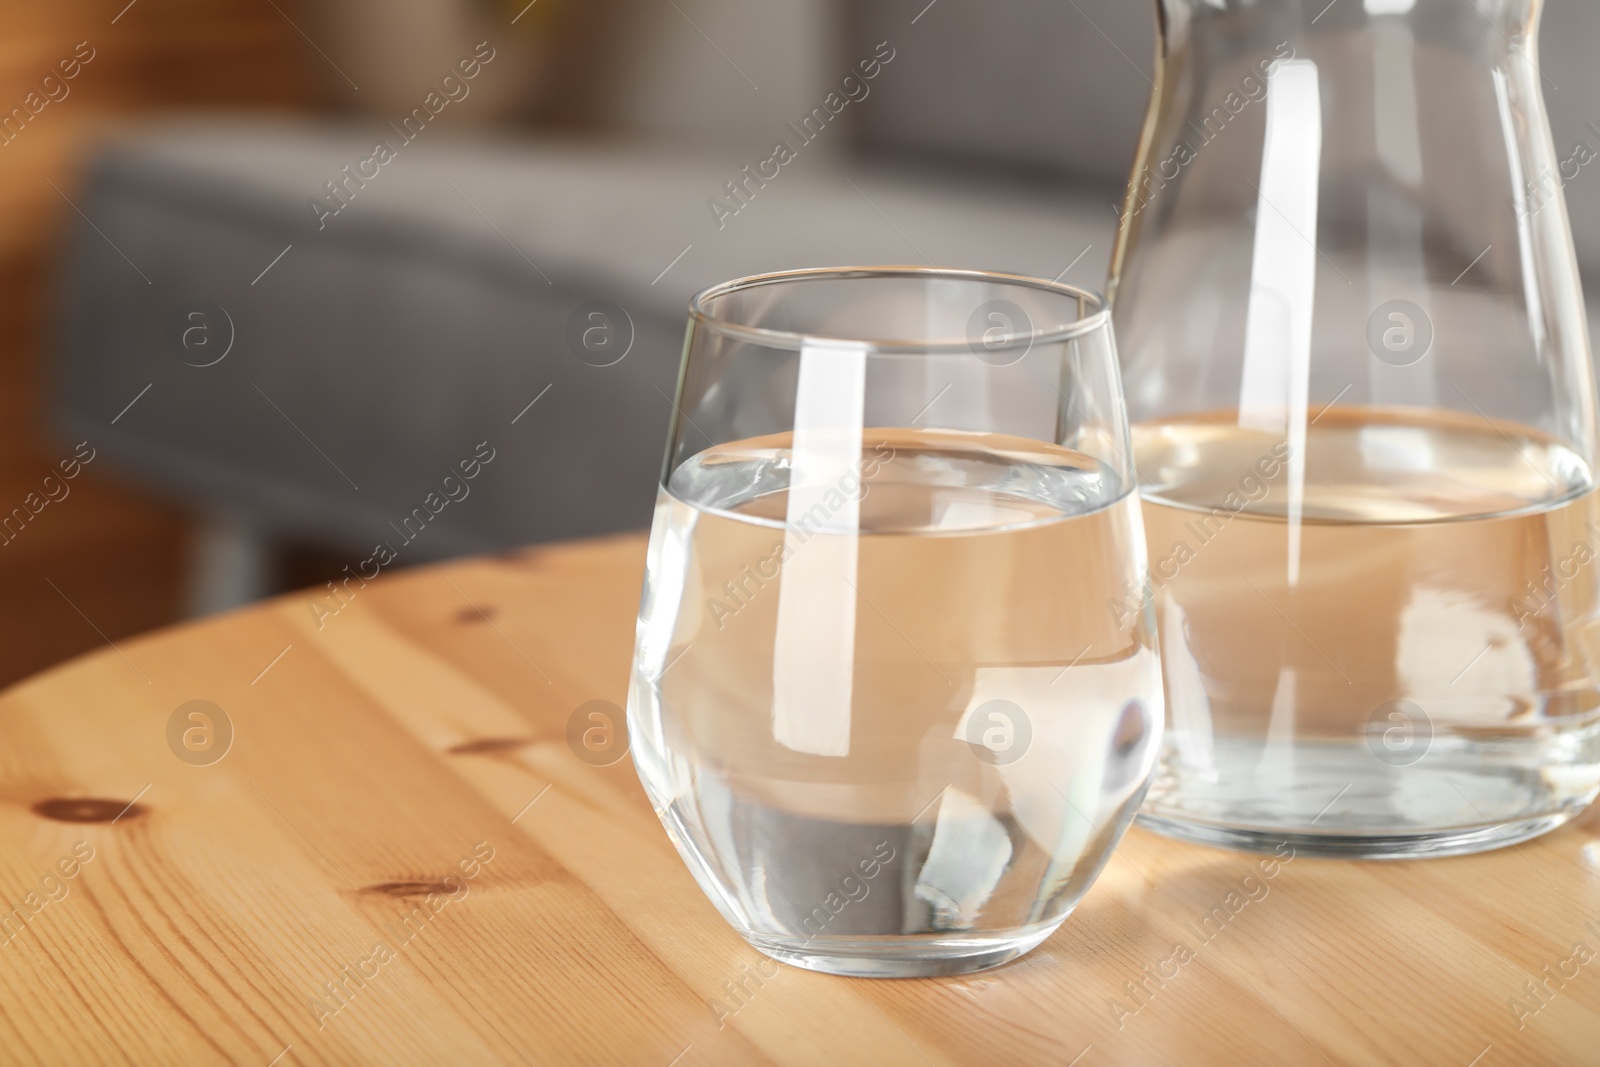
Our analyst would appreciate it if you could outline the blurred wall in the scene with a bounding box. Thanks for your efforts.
[846,0,1151,188]
[602,0,837,149]
[0,0,307,687]
[306,0,548,121]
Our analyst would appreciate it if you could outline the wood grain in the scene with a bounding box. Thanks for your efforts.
[0,532,1596,1066]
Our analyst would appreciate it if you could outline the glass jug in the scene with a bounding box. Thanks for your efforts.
[1109,0,1600,856]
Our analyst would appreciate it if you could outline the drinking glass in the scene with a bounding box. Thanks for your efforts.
[627,267,1162,977]
[1109,0,1600,856]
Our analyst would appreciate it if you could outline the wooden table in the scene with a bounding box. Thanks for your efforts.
[1,533,1596,1066]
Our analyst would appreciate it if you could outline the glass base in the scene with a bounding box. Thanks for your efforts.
[1137,805,1589,860]
[1139,722,1600,859]
[743,920,1064,978]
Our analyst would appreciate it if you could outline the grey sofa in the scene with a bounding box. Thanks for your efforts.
[57,128,1110,557]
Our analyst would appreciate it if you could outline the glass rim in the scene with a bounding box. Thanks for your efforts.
[688,266,1111,354]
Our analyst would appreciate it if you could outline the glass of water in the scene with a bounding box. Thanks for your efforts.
[628,267,1162,977]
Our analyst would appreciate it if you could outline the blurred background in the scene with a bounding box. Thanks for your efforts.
[4,0,1599,687]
